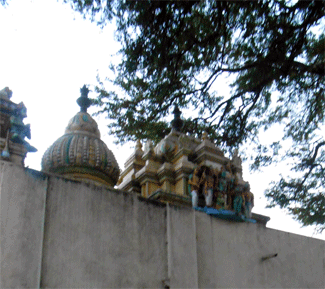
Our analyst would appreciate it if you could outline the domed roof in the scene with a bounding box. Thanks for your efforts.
[41,86,120,187]
[65,111,100,138]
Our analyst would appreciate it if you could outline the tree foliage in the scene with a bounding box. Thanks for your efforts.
[14,0,325,231]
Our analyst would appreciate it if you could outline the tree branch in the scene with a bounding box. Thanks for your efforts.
[298,141,325,189]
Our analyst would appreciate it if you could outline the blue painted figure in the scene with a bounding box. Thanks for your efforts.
[1,131,10,159]
[9,103,37,152]
[233,194,243,215]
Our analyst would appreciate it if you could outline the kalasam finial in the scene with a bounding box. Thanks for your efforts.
[77,85,92,113]
[171,104,183,132]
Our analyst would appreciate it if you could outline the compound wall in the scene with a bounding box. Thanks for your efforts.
[1,161,324,288]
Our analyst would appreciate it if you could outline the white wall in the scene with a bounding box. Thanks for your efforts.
[1,161,47,288]
[40,177,167,288]
[1,161,324,288]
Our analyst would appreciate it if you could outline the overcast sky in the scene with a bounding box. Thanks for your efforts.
[1,0,324,240]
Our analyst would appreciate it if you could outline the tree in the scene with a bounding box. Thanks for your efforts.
[54,1,325,231]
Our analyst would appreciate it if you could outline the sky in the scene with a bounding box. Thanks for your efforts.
[1,0,324,240]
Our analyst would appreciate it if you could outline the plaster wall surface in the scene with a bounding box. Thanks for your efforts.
[195,211,324,288]
[40,177,167,288]
[0,161,47,288]
[167,204,199,288]
[1,161,324,288]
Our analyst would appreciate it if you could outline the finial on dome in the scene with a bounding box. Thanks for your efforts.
[77,85,92,113]
[171,104,183,132]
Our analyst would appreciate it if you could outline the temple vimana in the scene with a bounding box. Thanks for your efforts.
[117,105,255,222]
[1,86,323,288]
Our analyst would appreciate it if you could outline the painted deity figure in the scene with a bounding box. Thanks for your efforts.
[10,103,28,141]
[243,184,254,218]
[188,158,254,220]
[0,87,13,139]
[233,184,244,215]
[1,131,10,159]
[0,87,13,100]
[232,149,242,168]
[188,166,201,207]
[200,167,214,207]
[232,181,252,216]
[218,162,236,210]
[213,167,225,209]
[9,103,37,152]
[189,165,216,208]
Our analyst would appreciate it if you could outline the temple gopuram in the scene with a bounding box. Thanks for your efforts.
[118,105,257,223]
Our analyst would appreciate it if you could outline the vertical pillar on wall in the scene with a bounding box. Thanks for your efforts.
[165,203,199,288]
[192,208,199,288]
[166,203,172,284]
[182,177,188,196]
[145,183,149,198]
[161,179,171,193]
[0,163,47,288]
[38,175,49,289]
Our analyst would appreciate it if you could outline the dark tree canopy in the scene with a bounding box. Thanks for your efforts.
[9,0,325,231]
[69,0,324,232]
